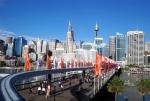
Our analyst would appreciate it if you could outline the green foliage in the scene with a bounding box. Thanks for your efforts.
[0,61,6,67]
[136,79,150,97]
[16,60,24,67]
[122,67,129,71]
[107,76,124,94]
[127,64,139,68]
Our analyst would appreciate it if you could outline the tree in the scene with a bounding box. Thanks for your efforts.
[0,61,6,67]
[136,79,150,101]
[107,76,124,101]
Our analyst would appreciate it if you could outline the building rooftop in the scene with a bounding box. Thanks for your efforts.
[127,31,144,35]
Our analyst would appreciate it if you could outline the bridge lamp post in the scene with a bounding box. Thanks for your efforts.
[94,75,96,95]
[54,85,56,101]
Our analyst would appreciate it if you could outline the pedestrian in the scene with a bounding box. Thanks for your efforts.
[69,80,71,87]
[37,86,41,95]
[42,86,46,94]
[29,84,33,94]
[79,78,82,85]
[46,84,51,99]
[60,84,64,92]
[58,81,61,87]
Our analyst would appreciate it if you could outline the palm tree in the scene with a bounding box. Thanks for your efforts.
[136,79,150,101]
[107,76,124,101]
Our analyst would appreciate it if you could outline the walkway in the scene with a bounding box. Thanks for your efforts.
[19,78,98,101]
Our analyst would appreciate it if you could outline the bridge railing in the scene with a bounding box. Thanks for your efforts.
[0,67,93,101]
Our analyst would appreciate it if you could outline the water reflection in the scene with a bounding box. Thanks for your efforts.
[118,71,150,101]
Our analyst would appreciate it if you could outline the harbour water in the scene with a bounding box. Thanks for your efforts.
[93,69,150,101]
[118,71,150,101]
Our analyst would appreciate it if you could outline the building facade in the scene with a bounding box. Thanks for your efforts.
[6,43,13,57]
[22,45,29,59]
[145,42,150,53]
[5,37,13,57]
[0,39,6,56]
[144,42,150,65]
[37,39,43,58]
[109,36,116,60]
[28,40,37,53]
[14,36,27,57]
[102,44,109,57]
[94,37,103,46]
[127,31,144,65]
[42,41,48,54]
[49,39,59,51]
[115,33,126,61]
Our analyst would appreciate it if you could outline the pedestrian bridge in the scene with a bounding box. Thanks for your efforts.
[0,66,120,101]
[0,67,93,101]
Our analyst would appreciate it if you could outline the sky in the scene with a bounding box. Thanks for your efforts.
[0,0,150,43]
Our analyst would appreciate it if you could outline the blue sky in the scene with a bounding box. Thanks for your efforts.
[0,0,150,43]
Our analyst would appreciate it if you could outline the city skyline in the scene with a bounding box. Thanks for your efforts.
[0,0,150,43]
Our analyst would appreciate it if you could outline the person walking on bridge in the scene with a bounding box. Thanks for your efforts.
[46,84,51,99]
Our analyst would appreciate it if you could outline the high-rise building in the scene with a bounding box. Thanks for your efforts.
[6,43,13,57]
[93,37,103,55]
[5,37,14,57]
[52,41,65,58]
[0,39,6,56]
[14,36,27,57]
[42,41,48,54]
[22,45,29,59]
[6,37,13,44]
[28,40,37,53]
[37,39,43,58]
[49,39,59,51]
[28,40,37,61]
[145,42,150,53]
[144,42,150,65]
[127,31,144,65]
[94,37,103,46]
[82,42,93,50]
[66,21,74,53]
[102,44,109,57]
[115,33,126,61]
[109,33,126,62]
[109,36,116,60]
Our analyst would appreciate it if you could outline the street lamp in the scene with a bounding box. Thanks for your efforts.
[54,85,56,101]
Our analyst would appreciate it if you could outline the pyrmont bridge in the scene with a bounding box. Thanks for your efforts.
[0,65,119,101]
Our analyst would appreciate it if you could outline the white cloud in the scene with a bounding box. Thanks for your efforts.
[0,29,15,40]
[0,29,50,42]
[0,30,15,36]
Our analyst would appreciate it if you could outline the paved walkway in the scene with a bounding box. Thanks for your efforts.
[19,79,95,101]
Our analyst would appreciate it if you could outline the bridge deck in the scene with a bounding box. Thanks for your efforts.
[19,79,95,101]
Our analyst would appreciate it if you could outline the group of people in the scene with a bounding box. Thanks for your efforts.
[36,80,65,99]
[37,81,51,99]
[28,74,89,99]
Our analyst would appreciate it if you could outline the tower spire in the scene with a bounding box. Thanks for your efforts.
[95,22,99,37]
[66,21,74,53]
[68,20,72,32]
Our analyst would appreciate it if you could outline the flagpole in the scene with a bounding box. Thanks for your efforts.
[98,75,99,91]
[104,73,105,84]
[100,75,102,88]
[94,75,95,95]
